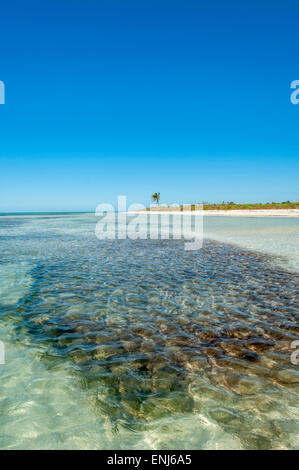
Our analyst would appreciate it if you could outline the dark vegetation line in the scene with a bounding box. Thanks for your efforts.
[202,201,299,210]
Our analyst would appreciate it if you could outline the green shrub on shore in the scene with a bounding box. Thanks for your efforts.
[144,201,299,211]
[202,201,299,210]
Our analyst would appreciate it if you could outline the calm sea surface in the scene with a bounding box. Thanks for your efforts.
[0,213,298,449]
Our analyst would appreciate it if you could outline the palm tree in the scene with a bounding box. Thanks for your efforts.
[152,192,160,207]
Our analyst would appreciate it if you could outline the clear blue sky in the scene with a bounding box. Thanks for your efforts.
[0,0,298,211]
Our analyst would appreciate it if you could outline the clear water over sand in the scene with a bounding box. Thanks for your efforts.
[0,213,298,449]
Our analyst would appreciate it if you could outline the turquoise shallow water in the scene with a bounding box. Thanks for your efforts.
[0,213,298,449]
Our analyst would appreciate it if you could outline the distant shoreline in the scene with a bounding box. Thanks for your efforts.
[130,208,299,217]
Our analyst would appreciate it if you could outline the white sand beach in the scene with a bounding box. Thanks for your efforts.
[130,209,299,217]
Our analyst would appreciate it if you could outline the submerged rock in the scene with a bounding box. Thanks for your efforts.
[275,369,299,384]
[224,373,264,395]
[208,406,245,427]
